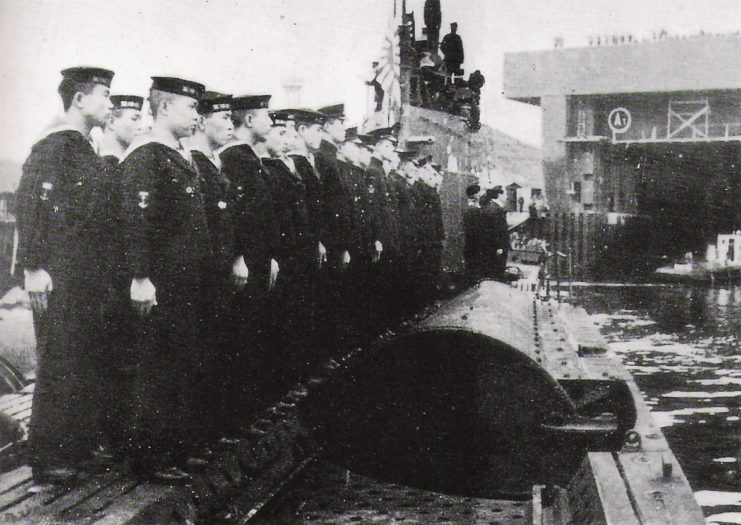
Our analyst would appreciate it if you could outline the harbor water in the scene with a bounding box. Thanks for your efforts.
[573,283,740,525]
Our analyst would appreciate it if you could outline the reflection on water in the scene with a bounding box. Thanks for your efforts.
[574,284,740,525]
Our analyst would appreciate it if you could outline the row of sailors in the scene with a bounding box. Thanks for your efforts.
[15,67,445,485]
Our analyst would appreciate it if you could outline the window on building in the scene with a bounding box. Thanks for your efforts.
[577,108,587,138]
[572,181,582,203]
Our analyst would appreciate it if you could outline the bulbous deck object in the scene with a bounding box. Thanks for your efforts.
[304,281,637,496]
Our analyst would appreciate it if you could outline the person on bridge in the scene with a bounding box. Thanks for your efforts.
[440,22,464,79]
[423,0,441,51]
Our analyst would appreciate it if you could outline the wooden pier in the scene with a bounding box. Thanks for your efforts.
[0,281,705,524]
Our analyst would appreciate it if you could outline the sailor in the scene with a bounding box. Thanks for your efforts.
[364,126,401,331]
[316,104,353,272]
[95,94,145,461]
[289,109,327,272]
[119,76,208,484]
[479,185,510,280]
[217,94,281,424]
[98,95,145,164]
[289,109,329,365]
[315,104,355,352]
[391,147,419,318]
[16,66,115,483]
[263,111,313,395]
[414,157,445,306]
[337,128,369,262]
[440,22,464,79]
[188,92,245,443]
[335,127,370,344]
[463,182,483,279]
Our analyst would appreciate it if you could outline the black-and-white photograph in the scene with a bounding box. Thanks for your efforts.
[0,0,738,523]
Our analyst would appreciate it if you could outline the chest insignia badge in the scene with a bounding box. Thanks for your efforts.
[138,191,149,209]
[40,181,53,201]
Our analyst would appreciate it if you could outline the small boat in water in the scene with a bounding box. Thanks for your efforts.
[655,232,741,283]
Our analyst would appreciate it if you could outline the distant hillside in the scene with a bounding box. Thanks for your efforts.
[472,124,543,189]
[0,160,21,193]
[403,106,542,189]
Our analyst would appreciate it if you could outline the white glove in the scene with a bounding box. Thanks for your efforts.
[341,250,351,266]
[232,255,249,289]
[24,269,53,293]
[269,258,280,290]
[318,242,327,268]
[372,240,383,263]
[25,269,53,313]
[130,278,157,304]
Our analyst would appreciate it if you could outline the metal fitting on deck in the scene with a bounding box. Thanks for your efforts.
[624,429,642,450]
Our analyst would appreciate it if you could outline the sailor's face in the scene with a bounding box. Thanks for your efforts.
[169,95,200,138]
[283,125,299,151]
[358,146,372,167]
[250,108,273,139]
[300,123,323,150]
[266,125,290,157]
[82,84,113,127]
[205,110,234,147]
[112,108,144,147]
[376,139,395,161]
[403,161,418,179]
[339,141,359,164]
[324,118,346,143]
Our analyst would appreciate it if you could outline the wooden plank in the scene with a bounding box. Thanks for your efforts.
[588,453,638,525]
[616,450,704,525]
[0,466,32,495]
[16,472,122,525]
[11,409,32,422]
[0,482,69,520]
[0,394,23,411]
[0,483,37,515]
[5,400,33,418]
[89,484,188,525]
[60,479,139,522]
[568,452,641,525]
[531,484,544,525]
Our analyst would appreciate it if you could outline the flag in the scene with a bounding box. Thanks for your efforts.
[375,17,401,126]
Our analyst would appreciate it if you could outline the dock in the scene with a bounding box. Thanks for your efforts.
[0,281,706,524]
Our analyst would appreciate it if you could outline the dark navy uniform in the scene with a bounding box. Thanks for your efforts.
[316,140,354,262]
[413,179,445,307]
[264,157,313,390]
[291,154,323,254]
[191,150,236,440]
[464,195,509,280]
[390,172,416,317]
[482,200,510,279]
[120,140,211,469]
[93,153,139,455]
[315,140,356,353]
[219,141,280,421]
[291,153,328,364]
[16,128,109,472]
[364,157,399,330]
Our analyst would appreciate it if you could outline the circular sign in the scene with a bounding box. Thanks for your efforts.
[608,107,632,134]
